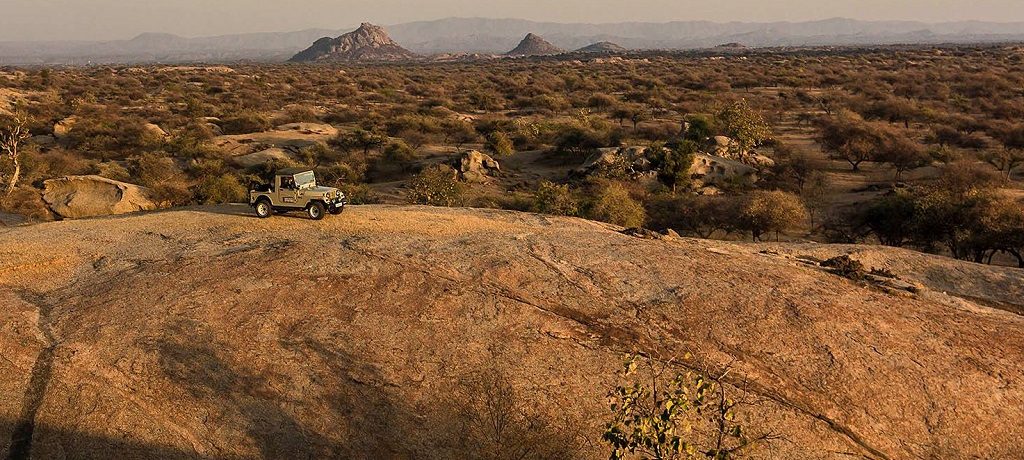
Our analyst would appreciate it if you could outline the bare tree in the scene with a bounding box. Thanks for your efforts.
[0,112,31,196]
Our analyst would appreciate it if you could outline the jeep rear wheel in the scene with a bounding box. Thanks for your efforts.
[308,202,326,220]
[255,200,272,218]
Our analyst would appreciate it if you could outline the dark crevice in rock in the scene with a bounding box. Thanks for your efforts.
[5,290,58,460]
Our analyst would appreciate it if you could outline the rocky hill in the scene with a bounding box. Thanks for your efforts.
[1,205,1022,459]
[289,23,418,63]
[574,41,628,53]
[506,33,564,56]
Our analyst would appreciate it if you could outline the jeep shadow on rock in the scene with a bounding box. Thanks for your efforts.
[249,168,347,220]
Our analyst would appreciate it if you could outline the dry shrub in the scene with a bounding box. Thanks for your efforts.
[131,153,180,187]
[94,162,131,182]
[20,148,93,184]
[196,173,247,204]
[324,107,364,124]
[0,187,52,221]
[822,255,867,280]
[583,181,646,228]
[149,181,193,207]
[338,183,379,205]
[406,165,463,207]
[532,181,579,217]
[453,372,582,460]
[274,105,320,125]
[633,121,681,142]
[220,111,271,135]
[127,153,191,206]
[738,190,809,241]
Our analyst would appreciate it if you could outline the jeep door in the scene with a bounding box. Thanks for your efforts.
[278,176,299,206]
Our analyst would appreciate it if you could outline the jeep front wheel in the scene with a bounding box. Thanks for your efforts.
[330,205,345,215]
[255,200,272,218]
[307,202,326,220]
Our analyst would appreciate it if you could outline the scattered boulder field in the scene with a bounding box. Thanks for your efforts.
[574,142,760,188]
[0,205,1022,459]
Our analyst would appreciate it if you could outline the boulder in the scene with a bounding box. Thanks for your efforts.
[274,122,339,137]
[143,123,169,138]
[576,146,652,177]
[707,136,737,157]
[231,147,293,169]
[690,153,758,187]
[455,150,500,183]
[205,123,224,136]
[697,186,722,196]
[703,136,775,169]
[200,117,224,135]
[53,116,78,139]
[747,153,776,169]
[42,175,157,219]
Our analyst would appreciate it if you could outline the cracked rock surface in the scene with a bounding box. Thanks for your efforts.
[0,204,1022,459]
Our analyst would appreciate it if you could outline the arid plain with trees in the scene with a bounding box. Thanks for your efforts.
[2,44,1023,265]
[2,33,1024,460]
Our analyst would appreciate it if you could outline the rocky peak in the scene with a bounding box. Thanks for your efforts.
[289,22,418,62]
[575,41,627,54]
[506,33,564,57]
[349,22,395,46]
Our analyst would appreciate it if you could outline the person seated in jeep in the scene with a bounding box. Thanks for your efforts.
[249,168,347,220]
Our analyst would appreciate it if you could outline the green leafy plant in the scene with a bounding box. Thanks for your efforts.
[651,140,698,192]
[737,190,809,241]
[714,100,772,153]
[604,354,766,460]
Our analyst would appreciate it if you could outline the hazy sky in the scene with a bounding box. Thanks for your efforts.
[2,0,1023,41]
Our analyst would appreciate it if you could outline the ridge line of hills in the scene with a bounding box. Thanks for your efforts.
[4,16,1024,64]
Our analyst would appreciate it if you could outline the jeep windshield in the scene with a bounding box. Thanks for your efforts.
[294,171,317,189]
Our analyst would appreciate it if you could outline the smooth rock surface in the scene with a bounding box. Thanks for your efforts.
[0,205,1022,459]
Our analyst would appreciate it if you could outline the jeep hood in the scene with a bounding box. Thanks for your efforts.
[303,186,340,194]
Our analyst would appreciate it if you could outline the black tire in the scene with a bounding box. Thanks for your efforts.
[254,199,272,218]
[329,205,345,215]
[307,202,326,220]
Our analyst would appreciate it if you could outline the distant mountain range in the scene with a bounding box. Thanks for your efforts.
[3,17,1024,65]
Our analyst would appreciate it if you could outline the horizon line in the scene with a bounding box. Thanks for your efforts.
[4,15,1024,44]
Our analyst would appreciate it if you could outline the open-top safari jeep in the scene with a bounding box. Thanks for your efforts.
[249,168,346,220]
